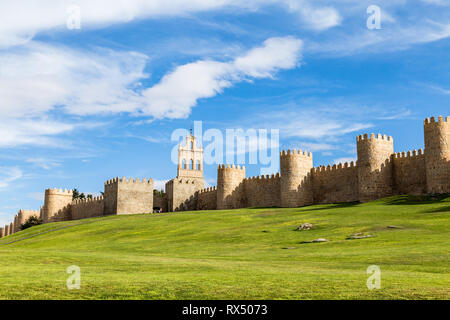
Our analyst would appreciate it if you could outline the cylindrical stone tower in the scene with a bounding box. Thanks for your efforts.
[217,165,246,209]
[9,222,14,235]
[43,188,73,223]
[357,133,394,202]
[14,215,19,233]
[280,149,313,208]
[4,224,9,237]
[0,227,4,238]
[424,116,449,194]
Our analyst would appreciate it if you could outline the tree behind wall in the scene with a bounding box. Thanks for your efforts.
[20,216,43,231]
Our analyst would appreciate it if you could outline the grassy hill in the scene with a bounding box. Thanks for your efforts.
[0,195,449,300]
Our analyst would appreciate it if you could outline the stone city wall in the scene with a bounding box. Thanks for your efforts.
[244,174,281,208]
[71,197,105,220]
[312,162,359,204]
[197,187,217,210]
[393,149,427,195]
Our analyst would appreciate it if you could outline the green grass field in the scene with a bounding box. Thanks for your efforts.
[0,195,449,300]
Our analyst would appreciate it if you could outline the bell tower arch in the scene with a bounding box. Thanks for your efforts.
[177,133,204,179]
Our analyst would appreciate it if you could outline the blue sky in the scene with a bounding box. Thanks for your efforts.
[0,0,449,225]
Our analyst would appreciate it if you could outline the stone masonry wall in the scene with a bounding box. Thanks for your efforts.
[71,197,105,220]
[424,116,449,194]
[244,174,281,207]
[43,189,73,223]
[117,178,154,215]
[104,178,118,215]
[104,177,154,215]
[197,187,217,210]
[393,149,427,195]
[217,165,246,209]
[357,134,394,202]
[15,210,40,232]
[167,177,204,212]
[312,162,358,204]
[280,150,313,207]
[1,116,448,237]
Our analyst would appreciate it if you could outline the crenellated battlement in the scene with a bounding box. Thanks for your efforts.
[217,164,246,171]
[198,186,217,194]
[18,209,40,217]
[45,188,73,196]
[217,163,246,210]
[1,117,447,230]
[357,133,393,143]
[424,115,449,193]
[280,149,312,158]
[245,173,280,182]
[73,196,104,205]
[105,177,153,185]
[393,149,424,159]
[312,161,356,174]
[424,115,448,124]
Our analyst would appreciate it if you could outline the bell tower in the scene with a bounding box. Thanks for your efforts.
[177,132,204,179]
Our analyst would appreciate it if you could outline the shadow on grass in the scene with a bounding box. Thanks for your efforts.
[382,194,450,206]
[302,202,360,212]
[422,206,450,213]
[251,202,361,213]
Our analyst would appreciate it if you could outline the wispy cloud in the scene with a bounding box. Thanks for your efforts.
[282,0,341,30]
[289,142,338,152]
[427,84,450,95]
[305,2,450,56]
[256,105,374,140]
[0,1,340,48]
[139,37,303,119]
[0,167,23,189]
[26,158,62,170]
[1,37,302,126]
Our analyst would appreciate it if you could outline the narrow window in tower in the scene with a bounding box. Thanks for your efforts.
[197,160,200,170]
[190,159,194,170]
[182,159,186,169]
[191,142,193,149]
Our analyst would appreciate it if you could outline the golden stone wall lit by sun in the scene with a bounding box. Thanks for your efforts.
[1,116,448,238]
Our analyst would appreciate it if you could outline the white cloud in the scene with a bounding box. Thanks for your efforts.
[308,13,450,56]
[0,0,338,48]
[0,36,301,119]
[0,167,23,189]
[283,0,341,30]
[267,109,373,140]
[421,0,448,5]
[153,179,168,191]
[141,37,303,118]
[0,42,149,118]
[0,37,301,147]
[0,118,74,148]
[0,42,144,147]
[233,37,302,77]
[292,142,337,152]
[428,84,450,95]
[26,158,62,170]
